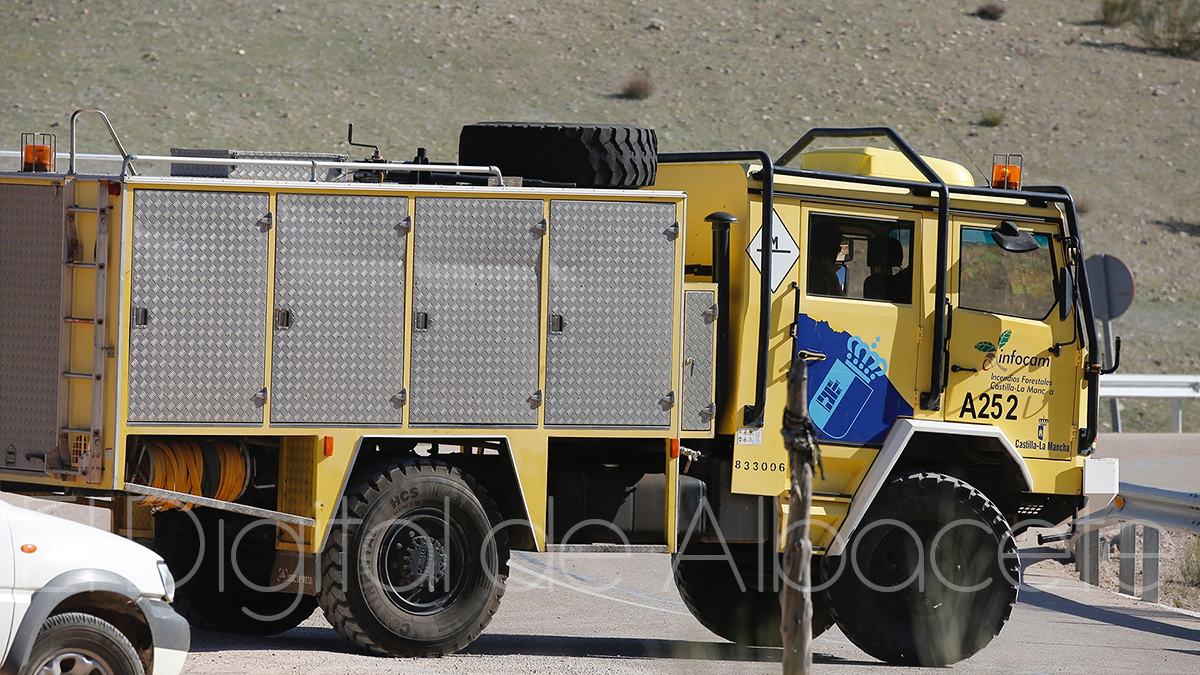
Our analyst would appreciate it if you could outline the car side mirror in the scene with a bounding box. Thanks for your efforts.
[991,220,1040,253]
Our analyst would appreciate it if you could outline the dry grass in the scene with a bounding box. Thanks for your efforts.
[1099,0,1143,27]
[1136,0,1200,58]
[975,2,1007,21]
[979,109,1006,127]
[618,72,654,100]
[1183,536,1200,586]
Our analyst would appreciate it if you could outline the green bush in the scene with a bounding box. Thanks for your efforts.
[1099,0,1142,27]
[1136,0,1200,58]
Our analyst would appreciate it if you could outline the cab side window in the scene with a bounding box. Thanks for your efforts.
[807,213,913,304]
[959,227,1055,319]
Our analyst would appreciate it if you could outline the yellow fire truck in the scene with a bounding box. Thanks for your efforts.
[0,110,1117,666]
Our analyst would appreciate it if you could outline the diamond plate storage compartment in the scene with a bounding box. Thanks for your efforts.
[682,287,717,433]
[546,200,678,427]
[128,190,270,424]
[271,194,409,425]
[408,198,544,426]
[0,183,65,470]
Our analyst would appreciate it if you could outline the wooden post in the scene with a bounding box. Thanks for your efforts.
[780,353,823,675]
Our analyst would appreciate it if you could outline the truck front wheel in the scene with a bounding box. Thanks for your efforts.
[825,472,1019,666]
[672,545,834,646]
[318,458,508,657]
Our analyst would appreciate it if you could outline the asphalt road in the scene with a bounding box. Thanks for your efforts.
[1094,433,1200,491]
[182,543,1200,674]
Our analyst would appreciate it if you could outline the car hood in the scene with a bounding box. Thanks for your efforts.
[3,502,166,597]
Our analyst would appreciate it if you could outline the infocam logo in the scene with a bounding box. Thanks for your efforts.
[975,330,1051,371]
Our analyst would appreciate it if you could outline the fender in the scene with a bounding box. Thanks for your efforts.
[825,418,1033,556]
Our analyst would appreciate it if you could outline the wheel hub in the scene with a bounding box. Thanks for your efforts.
[398,534,447,588]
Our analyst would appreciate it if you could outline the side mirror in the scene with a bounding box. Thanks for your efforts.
[1056,267,1074,321]
[991,220,1040,253]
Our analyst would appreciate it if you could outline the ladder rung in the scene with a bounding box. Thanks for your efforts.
[64,316,96,325]
[61,427,93,435]
[65,261,99,269]
[63,371,96,380]
[66,205,101,214]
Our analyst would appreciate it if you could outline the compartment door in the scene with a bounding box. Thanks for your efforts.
[128,190,270,424]
[408,198,544,426]
[681,287,718,434]
[271,194,409,425]
[546,200,678,427]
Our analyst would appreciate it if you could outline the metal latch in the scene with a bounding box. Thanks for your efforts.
[413,311,429,332]
[396,215,412,234]
[531,217,547,236]
[700,402,716,422]
[703,303,718,323]
[254,388,268,406]
[549,314,565,334]
[390,389,407,409]
[527,389,543,408]
[680,446,701,473]
[275,308,294,330]
[664,221,679,240]
[132,307,149,327]
[258,212,274,232]
[659,391,676,410]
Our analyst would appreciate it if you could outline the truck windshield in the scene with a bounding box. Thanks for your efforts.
[959,226,1056,320]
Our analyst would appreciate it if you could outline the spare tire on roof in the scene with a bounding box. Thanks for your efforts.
[458,122,658,189]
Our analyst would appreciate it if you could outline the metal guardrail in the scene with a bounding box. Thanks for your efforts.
[1073,481,1200,602]
[1100,373,1200,433]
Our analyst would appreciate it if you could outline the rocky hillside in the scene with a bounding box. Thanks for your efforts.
[3,0,1197,428]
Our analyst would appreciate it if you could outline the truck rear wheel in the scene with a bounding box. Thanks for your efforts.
[458,122,658,188]
[826,472,1019,666]
[672,548,834,646]
[318,458,508,657]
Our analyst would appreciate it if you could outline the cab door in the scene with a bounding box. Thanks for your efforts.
[794,203,922,446]
[944,218,1080,459]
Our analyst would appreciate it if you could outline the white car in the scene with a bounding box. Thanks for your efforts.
[0,498,188,675]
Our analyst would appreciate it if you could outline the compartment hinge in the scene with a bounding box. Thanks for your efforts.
[390,389,408,409]
[659,391,676,410]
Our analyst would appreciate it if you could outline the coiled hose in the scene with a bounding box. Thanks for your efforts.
[133,439,249,510]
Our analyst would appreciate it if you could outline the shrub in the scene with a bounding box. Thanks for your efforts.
[619,72,654,100]
[975,3,1007,21]
[1136,0,1200,58]
[1099,0,1143,26]
[1182,535,1200,587]
[979,110,1006,127]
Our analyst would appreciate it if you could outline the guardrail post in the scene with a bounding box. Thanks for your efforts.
[1172,399,1183,433]
[1076,529,1100,586]
[1142,526,1160,603]
[1118,523,1136,595]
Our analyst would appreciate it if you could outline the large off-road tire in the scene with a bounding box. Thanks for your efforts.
[825,472,1019,666]
[154,510,317,636]
[22,612,144,675]
[318,458,509,657]
[458,122,658,188]
[672,546,834,646]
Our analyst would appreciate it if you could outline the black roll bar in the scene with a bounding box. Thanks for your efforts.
[776,128,952,411]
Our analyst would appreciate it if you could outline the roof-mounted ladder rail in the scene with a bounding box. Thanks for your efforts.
[68,108,137,176]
